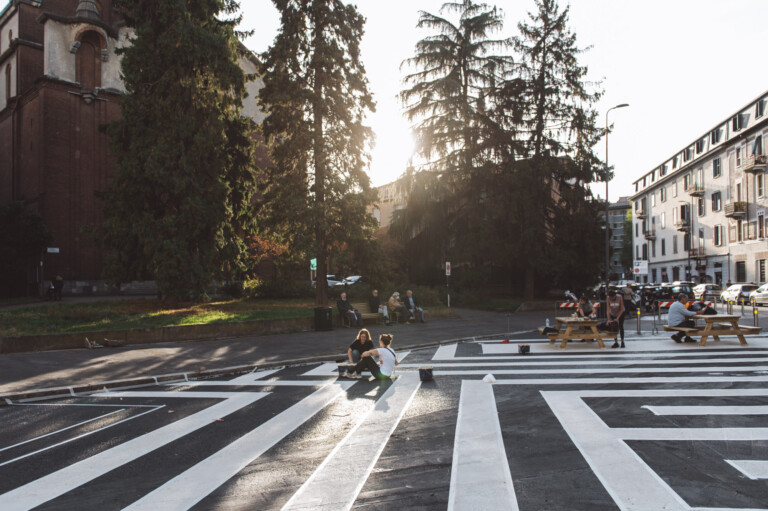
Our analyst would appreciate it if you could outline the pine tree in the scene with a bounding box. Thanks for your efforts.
[259,0,377,306]
[511,0,603,299]
[103,0,260,301]
[396,0,514,282]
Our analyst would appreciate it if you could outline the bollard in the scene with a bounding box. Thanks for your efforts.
[728,300,733,315]
[754,301,759,327]
[741,300,745,316]
[636,309,641,334]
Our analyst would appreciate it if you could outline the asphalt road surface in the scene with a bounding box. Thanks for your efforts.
[2,333,768,510]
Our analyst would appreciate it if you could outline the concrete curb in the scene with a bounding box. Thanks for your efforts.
[0,331,519,406]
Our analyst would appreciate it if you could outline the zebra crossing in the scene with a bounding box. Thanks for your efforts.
[1,335,767,510]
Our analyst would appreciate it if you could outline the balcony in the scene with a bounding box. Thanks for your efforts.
[689,247,706,257]
[674,220,689,232]
[643,229,656,240]
[686,182,705,197]
[724,201,747,218]
[743,154,767,173]
[636,209,648,219]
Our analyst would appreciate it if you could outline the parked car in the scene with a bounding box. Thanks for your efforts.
[340,275,367,286]
[750,284,768,306]
[311,274,344,288]
[720,283,759,304]
[692,283,722,301]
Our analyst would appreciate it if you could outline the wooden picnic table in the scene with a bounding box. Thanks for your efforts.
[692,314,761,346]
[547,316,616,349]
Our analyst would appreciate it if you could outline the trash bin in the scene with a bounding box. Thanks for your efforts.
[314,306,333,331]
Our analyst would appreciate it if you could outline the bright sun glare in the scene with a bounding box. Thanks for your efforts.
[368,113,416,188]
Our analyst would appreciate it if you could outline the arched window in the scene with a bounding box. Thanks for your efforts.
[76,31,102,90]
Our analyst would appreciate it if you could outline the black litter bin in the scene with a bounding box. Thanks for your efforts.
[314,306,333,331]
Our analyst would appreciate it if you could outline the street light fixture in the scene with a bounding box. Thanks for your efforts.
[605,103,629,292]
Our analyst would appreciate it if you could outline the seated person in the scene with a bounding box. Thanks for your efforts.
[337,292,363,327]
[369,289,390,325]
[577,296,596,318]
[348,328,373,364]
[388,292,409,323]
[404,289,425,323]
[343,333,399,380]
[668,293,698,343]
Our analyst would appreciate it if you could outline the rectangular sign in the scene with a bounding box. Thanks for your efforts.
[46,247,60,254]
[310,258,317,271]
[632,260,648,275]
[446,262,451,276]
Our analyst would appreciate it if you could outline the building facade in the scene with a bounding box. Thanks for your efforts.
[0,0,264,294]
[603,196,631,280]
[630,90,768,285]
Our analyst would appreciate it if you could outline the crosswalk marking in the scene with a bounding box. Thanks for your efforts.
[433,343,458,360]
[644,405,768,415]
[0,392,268,511]
[281,373,421,511]
[448,380,518,511]
[401,357,768,368]
[724,460,768,480]
[122,382,354,511]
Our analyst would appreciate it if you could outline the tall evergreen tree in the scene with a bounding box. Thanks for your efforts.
[259,0,377,306]
[103,0,260,301]
[396,0,514,281]
[512,0,603,299]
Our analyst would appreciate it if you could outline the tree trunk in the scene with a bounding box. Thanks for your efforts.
[524,266,535,301]
[312,3,328,306]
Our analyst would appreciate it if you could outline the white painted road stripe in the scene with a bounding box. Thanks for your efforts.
[165,380,334,387]
[644,405,768,415]
[614,428,768,441]
[493,376,768,385]
[725,459,768,480]
[282,373,421,511]
[542,391,689,511]
[122,382,354,511]
[427,365,768,375]
[0,392,267,511]
[448,380,518,511]
[229,368,282,384]
[0,409,124,452]
[401,357,768,368]
[433,343,458,360]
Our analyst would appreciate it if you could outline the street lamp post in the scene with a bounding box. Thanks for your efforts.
[605,103,629,290]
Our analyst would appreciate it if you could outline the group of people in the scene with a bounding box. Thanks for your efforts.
[343,328,399,380]
[337,289,426,328]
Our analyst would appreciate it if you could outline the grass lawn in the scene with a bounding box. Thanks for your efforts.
[0,298,315,337]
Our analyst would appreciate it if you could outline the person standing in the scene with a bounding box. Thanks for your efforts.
[369,289,390,325]
[343,333,398,380]
[347,328,374,364]
[337,292,362,327]
[598,289,626,348]
[667,293,698,343]
[404,289,425,323]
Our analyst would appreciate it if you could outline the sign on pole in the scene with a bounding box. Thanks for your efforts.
[310,258,317,271]
[445,262,451,276]
[46,247,60,254]
[632,260,648,275]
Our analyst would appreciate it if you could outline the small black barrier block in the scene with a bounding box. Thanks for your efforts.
[419,366,434,381]
[518,344,530,355]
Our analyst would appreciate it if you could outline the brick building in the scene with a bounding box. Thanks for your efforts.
[0,0,265,295]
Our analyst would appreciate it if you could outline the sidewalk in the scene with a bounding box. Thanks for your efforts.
[0,308,549,397]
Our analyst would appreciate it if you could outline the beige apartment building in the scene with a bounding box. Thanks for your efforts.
[630,90,768,285]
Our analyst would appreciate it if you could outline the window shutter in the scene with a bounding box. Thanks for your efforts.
[729,226,737,243]
[749,222,757,240]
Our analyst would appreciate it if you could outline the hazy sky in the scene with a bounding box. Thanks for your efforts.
[242,0,768,201]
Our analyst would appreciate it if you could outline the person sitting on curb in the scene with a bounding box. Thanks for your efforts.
[388,292,408,324]
[668,293,698,343]
[343,333,399,380]
[404,289,426,323]
[369,289,390,326]
[348,328,374,364]
[337,292,363,327]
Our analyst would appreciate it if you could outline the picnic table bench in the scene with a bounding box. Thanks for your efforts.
[544,317,617,349]
[664,314,761,346]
